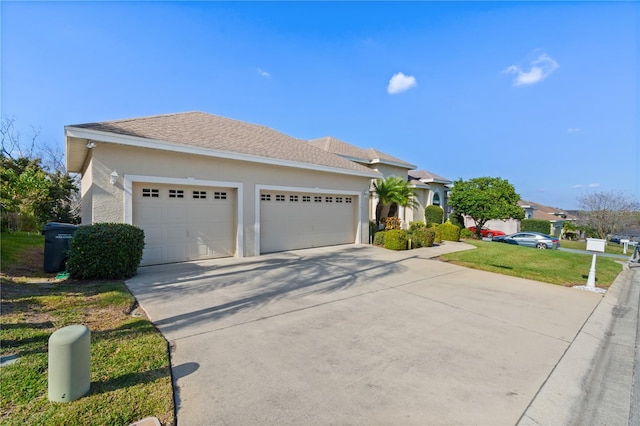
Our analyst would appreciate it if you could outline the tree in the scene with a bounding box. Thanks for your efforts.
[1,116,79,231]
[577,190,639,239]
[372,175,417,227]
[448,177,524,238]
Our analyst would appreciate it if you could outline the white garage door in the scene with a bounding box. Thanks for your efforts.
[133,183,236,265]
[260,191,357,254]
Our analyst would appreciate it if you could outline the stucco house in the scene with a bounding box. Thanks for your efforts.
[66,112,380,265]
[309,136,451,227]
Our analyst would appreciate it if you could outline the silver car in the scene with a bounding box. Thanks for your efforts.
[492,232,560,249]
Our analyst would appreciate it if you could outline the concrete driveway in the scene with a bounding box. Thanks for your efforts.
[126,243,603,425]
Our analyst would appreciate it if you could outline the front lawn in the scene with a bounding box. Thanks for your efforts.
[0,232,175,425]
[441,240,623,287]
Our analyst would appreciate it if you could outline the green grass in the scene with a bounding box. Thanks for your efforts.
[1,231,44,265]
[1,235,175,425]
[442,240,624,287]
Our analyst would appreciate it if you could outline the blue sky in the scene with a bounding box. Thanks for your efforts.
[2,1,638,210]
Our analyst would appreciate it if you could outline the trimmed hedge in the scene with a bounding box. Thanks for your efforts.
[460,228,473,239]
[410,228,435,248]
[425,205,444,225]
[440,221,461,242]
[383,229,408,251]
[67,223,145,279]
[433,224,443,243]
[521,219,551,234]
[409,221,427,232]
[373,231,386,246]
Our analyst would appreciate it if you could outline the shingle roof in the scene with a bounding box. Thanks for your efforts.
[408,170,452,184]
[308,136,415,168]
[518,199,578,221]
[69,111,375,174]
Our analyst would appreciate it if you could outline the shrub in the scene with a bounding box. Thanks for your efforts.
[67,223,145,279]
[425,205,444,225]
[440,221,461,242]
[460,228,473,239]
[521,219,551,234]
[410,227,435,248]
[383,216,401,230]
[373,231,386,246]
[433,224,443,243]
[383,229,408,251]
[409,221,426,232]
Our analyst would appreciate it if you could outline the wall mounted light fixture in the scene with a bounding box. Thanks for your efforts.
[110,170,119,185]
[86,141,96,149]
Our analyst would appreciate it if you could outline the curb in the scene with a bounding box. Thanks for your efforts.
[518,264,639,425]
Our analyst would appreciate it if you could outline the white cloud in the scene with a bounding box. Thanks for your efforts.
[387,72,417,94]
[503,53,559,86]
[567,128,581,133]
[574,183,601,189]
[257,68,271,78]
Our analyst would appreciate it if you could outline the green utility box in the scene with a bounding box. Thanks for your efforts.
[48,325,91,402]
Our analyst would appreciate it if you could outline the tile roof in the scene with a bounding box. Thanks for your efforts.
[69,111,375,174]
[408,170,452,184]
[308,136,415,168]
[518,199,578,221]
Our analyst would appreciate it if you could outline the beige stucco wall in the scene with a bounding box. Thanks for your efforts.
[371,163,409,179]
[83,142,371,257]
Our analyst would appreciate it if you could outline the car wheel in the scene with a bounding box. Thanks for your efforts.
[536,243,546,249]
[487,233,493,238]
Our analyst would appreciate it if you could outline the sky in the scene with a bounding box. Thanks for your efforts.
[2,1,639,210]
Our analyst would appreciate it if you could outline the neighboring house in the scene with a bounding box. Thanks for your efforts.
[518,200,578,237]
[463,199,577,236]
[66,112,380,265]
[309,136,451,227]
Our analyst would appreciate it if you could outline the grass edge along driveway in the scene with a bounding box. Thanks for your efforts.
[0,232,175,426]
[441,239,623,288]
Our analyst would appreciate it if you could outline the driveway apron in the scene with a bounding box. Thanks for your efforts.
[126,243,602,425]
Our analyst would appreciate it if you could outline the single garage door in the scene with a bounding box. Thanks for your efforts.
[260,190,357,253]
[133,183,236,265]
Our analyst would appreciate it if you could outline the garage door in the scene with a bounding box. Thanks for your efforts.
[133,183,236,265]
[260,190,357,253]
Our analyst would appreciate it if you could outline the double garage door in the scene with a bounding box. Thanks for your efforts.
[260,190,357,254]
[133,184,358,264]
[133,183,236,266]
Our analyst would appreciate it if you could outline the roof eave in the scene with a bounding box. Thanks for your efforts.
[65,126,381,179]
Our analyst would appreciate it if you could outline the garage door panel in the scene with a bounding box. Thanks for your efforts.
[260,190,356,254]
[133,183,236,265]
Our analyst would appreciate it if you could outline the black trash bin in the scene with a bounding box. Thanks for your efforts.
[43,223,78,273]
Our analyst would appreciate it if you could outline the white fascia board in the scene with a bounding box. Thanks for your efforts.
[65,127,380,179]
[409,182,431,189]
[369,158,417,170]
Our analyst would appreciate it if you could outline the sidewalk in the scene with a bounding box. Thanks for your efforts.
[519,262,640,425]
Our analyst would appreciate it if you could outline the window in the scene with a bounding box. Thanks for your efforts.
[432,193,441,206]
[336,197,343,203]
[276,194,285,202]
[261,194,271,201]
[193,191,207,199]
[345,197,352,203]
[314,196,322,202]
[289,195,299,202]
[214,191,227,200]
[325,196,333,203]
[142,188,159,198]
[302,196,311,202]
[169,189,184,198]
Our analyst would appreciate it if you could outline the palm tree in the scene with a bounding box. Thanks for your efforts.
[372,175,417,227]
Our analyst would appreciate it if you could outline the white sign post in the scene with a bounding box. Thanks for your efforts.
[573,238,607,293]
[621,239,630,254]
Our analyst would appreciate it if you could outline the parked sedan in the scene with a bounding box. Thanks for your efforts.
[492,232,560,249]
[468,226,506,238]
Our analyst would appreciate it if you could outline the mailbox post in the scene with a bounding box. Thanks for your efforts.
[621,239,630,254]
[573,238,607,293]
